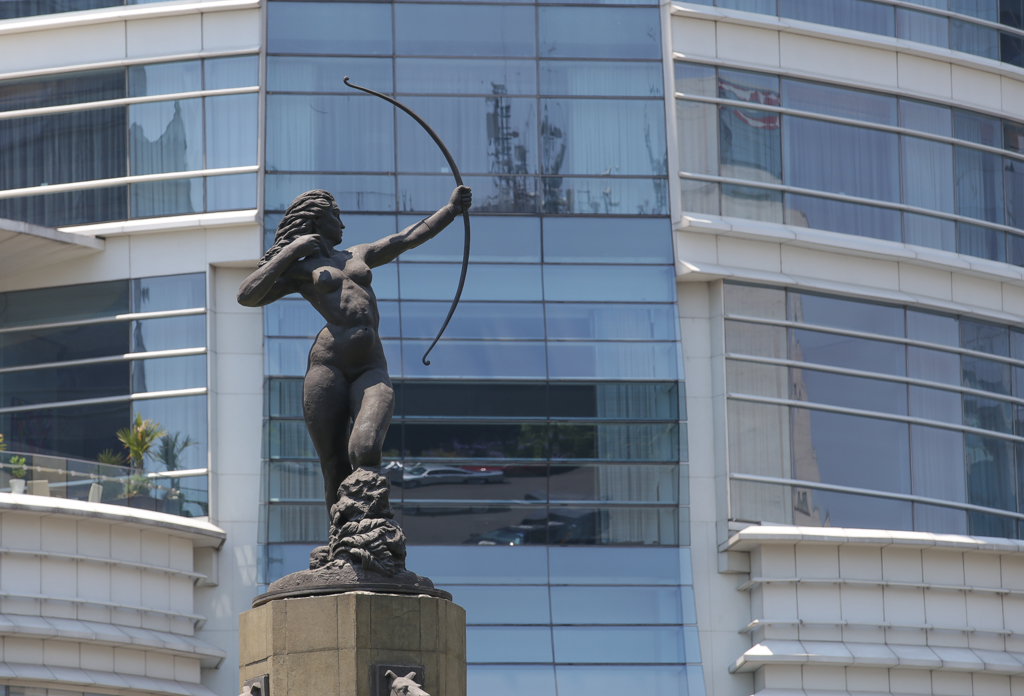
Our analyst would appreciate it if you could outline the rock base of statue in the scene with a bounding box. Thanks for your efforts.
[253,468,448,608]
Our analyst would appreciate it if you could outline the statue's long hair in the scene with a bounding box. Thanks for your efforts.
[258,189,338,267]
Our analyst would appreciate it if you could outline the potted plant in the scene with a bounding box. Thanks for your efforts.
[152,433,194,515]
[0,434,27,494]
[114,414,166,510]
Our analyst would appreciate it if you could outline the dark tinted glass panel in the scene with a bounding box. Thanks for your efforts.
[542,177,668,216]
[266,174,396,213]
[782,79,897,125]
[132,315,206,352]
[545,304,679,340]
[955,110,1002,147]
[790,329,907,376]
[962,318,1010,356]
[539,7,661,59]
[963,393,1013,432]
[1005,122,1024,153]
[900,99,953,137]
[952,0,998,22]
[0,322,129,368]
[128,61,201,98]
[548,464,678,503]
[793,368,908,415]
[1005,159,1024,230]
[541,99,666,177]
[543,266,675,303]
[718,0,776,13]
[403,422,548,459]
[540,61,662,97]
[789,292,904,336]
[1001,31,1024,67]
[0,280,128,329]
[1002,0,1024,29]
[401,504,550,545]
[268,94,395,172]
[396,5,535,57]
[400,302,545,339]
[780,0,896,36]
[962,355,1011,394]
[131,177,202,218]
[0,362,129,406]
[549,423,678,461]
[0,401,129,460]
[958,222,1006,262]
[0,0,119,19]
[548,383,678,420]
[907,310,959,346]
[784,117,900,202]
[267,2,393,55]
[542,218,671,263]
[785,193,902,242]
[129,99,203,175]
[0,185,127,227]
[399,173,539,214]
[401,382,546,418]
[400,464,548,502]
[0,68,124,112]
[397,96,536,175]
[133,273,205,312]
[397,58,536,95]
[0,107,126,188]
[268,57,393,94]
[547,342,678,380]
[793,486,914,530]
[966,433,1016,516]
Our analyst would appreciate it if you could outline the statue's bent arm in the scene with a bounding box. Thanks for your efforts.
[236,235,313,306]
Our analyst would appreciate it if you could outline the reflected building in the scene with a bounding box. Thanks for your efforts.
[3,0,1024,695]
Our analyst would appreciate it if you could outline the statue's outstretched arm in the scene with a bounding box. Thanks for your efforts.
[362,186,471,268]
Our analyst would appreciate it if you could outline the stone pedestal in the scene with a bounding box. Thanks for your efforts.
[239,593,466,696]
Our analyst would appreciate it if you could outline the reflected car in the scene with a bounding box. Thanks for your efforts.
[400,465,504,488]
[465,522,557,546]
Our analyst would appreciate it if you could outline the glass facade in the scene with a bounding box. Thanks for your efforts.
[0,57,258,227]
[676,61,1024,266]
[724,281,1024,539]
[0,273,209,517]
[686,0,1024,69]
[261,1,698,691]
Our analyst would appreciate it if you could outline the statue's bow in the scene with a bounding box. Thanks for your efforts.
[344,76,469,366]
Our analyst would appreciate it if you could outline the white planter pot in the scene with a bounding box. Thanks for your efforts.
[9,479,25,494]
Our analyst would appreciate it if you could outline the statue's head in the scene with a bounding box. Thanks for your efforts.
[258,189,343,267]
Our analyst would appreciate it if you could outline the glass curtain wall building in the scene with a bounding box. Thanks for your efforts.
[259,0,700,692]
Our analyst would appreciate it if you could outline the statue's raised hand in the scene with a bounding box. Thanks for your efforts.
[288,233,325,259]
[448,185,472,215]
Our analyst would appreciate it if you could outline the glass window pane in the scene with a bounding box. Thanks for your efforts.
[548,546,683,584]
[401,382,546,418]
[549,382,679,420]
[793,486,914,530]
[962,317,1010,356]
[403,504,550,544]
[673,62,716,97]
[550,423,679,461]
[266,174,396,213]
[132,315,205,352]
[267,95,395,173]
[793,367,908,415]
[0,281,129,329]
[723,184,783,222]
[128,61,200,98]
[539,7,661,59]
[789,291,904,336]
[1004,158,1024,230]
[541,60,662,97]
[545,176,669,216]
[402,340,547,379]
[719,106,782,184]
[952,0,998,21]
[1004,121,1024,153]
[679,179,719,215]
[549,464,679,503]
[900,99,953,137]
[719,68,780,105]
[132,354,205,392]
[545,304,679,340]
[207,172,257,212]
[0,186,127,228]
[131,177,203,218]
[955,109,1003,147]
[204,55,258,90]
[542,217,671,263]
[902,136,954,213]
[267,2,393,55]
[400,215,539,263]
[547,342,678,379]
[206,93,257,168]
[725,321,787,358]
[399,174,538,214]
[446,586,551,624]
[782,78,897,125]
[779,0,896,35]
[553,626,689,663]
[133,273,204,312]
[897,7,950,47]
[0,68,124,112]
[133,394,207,471]
[405,546,549,584]
[396,5,535,57]
[718,0,777,13]
[397,58,536,95]
[401,463,549,503]
[951,18,1000,59]
[398,96,536,175]
[908,346,961,385]
[785,193,902,242]
[550,586,683,624]
[908,385,962,424]
[268,57,393,94]
[0,322,126,370]
[966,433,1016,522]
[555,666,695,696]
[467,627,553,663]
[907,310,959,345]
[964,393,1013,433]
[400,263,542,301]
[0,363,129,405]
[469,666,556,696]
[724,282,786,318]
[543,265,675,302]
[541,99,666,176]
[0,401,130,462]
[958,222,1006,262]
[962,355,1011,395]
[790,329,907,376]
[904,213,956,252]
[784,117,900,202]
[677,101,718,176]
[401,302,545,339]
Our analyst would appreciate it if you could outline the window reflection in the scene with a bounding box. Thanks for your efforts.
[267,2,393,55]
[0,322,129,368]
[539,7,661,59]
[395,5,536,57]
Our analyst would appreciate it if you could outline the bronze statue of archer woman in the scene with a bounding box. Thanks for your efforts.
[238,186,472,512]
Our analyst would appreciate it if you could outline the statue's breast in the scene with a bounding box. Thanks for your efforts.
[310,259,372,294]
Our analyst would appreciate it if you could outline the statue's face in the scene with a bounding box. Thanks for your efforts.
[319,204,344,245]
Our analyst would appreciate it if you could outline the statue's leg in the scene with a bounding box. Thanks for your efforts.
[303,362,352,510]
[348,368,395,470]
